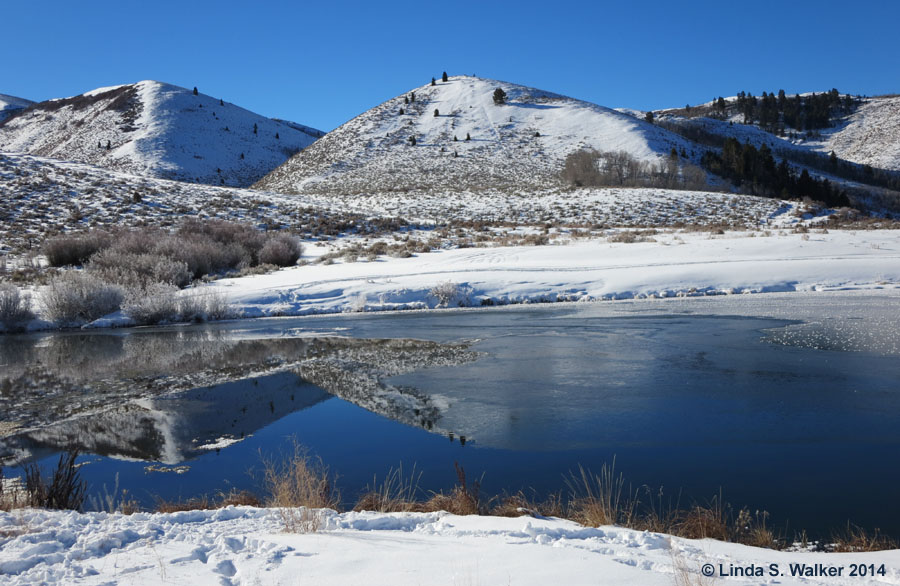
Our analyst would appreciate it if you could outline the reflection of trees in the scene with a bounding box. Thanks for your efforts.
[297,338,466,430]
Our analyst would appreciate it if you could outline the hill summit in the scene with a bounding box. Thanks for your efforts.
[0,81,322,187]
[256,75,693,195]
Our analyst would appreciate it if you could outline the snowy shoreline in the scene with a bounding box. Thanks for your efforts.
[6,227,900,335]
[2,507,899,585]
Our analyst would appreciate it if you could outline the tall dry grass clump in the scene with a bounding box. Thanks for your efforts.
[263,441,340,532]
[566,459,637,527]
[355,464,423,513]
[23,451,87,511]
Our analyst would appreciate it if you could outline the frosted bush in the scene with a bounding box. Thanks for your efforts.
[42,272,123,325]
[0,283,34,331]
[428,281,471,307]
[258,234,303,267]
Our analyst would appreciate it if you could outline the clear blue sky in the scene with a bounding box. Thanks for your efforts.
[5,0,898,132]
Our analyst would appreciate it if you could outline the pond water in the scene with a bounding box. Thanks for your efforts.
[2,293,899,538]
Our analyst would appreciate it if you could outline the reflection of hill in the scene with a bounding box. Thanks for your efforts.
[5,372,329,465]
[0,331,479,465]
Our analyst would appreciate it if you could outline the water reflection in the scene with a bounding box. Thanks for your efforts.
[0,332,479,466]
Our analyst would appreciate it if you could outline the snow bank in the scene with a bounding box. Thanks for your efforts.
[1,507,897,585]
[206,229,900,318]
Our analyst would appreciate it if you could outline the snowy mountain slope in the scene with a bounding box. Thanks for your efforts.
[0,81,321,186]
[811,95,900,171]
[0,153,794,255]
[652,94,900,172]
[0,94,33,122]
[256,76,697,194]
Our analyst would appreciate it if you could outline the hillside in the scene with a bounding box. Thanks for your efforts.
[0,81,322,187]
[0,94,33,122]
[256,76,696,195]
[652,93,900,173]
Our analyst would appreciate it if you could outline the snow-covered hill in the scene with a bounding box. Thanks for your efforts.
[256,76,696,194]
[0,94,33,122]
[652,94,900,173]
[0,81,322,187]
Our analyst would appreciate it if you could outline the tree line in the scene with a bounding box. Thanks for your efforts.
[701,138,850,207]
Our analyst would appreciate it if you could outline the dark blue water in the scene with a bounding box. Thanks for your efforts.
[3,302,899,538]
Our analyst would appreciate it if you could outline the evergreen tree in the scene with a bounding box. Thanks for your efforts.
[442,71,448,82]
[275,132,280,139]
[644,111,654,124]
[492,88,507,105]
[399,108,404,115]
[193,87,199,96]
[453,135,458,141]
[409,136,417,146]
[465,132,471,141]
[240,153,244,159]
[106,140,111,150]
[431,77,436,86]
[253,123,258,135]
[410,92,416,102]
[434,109,439,117]
[97,140,101,149]
[220,98,224,106]
[404,96,409,105]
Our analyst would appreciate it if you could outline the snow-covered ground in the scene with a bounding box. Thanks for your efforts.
[207,229,900,318]
[2,507,898,585]
[0,81,320,187]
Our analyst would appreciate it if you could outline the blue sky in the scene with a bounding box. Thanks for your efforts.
[5,0,898,131]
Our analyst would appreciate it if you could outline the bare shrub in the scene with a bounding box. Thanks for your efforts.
[24,451,87,511]
[561,149,710,190]
[177,290,234,322]
[89,249,192,288]
[122,282,180,325]
[154,235,248,278]
[428,281,470,307]
[263,441,340,532]
[42,271,123,325]
[42,231,112,267]
[0,283,34,331]
[258,233,303,267]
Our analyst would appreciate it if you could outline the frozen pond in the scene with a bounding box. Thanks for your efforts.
[2,291,899,538]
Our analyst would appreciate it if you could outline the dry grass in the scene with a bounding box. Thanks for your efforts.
[489,490,565,519]
[423,463,483,516]
[155,495,212,513]
[262,441,340,532]
[566,460,636,527]
[830,524,899,552]
[23,451,87,511]
[670,544,719,586]
[354,464,423,513]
